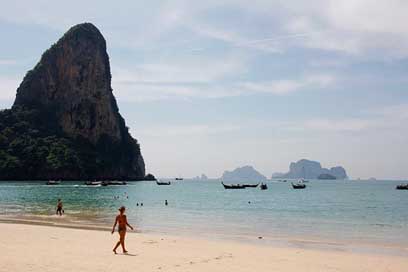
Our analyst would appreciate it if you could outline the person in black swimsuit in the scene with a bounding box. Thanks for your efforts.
[56,199,63,216]
[111,206,134,254]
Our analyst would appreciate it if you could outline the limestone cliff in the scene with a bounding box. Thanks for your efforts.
[14,23,122,144]
[221,166,267,182]
[272,159,348,180]
[0,23,145,180]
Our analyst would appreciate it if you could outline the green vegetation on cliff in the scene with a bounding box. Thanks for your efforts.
[0,106,142,180]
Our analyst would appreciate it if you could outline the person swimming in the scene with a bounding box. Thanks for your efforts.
[56,199,63,216]
[111,206,134,254]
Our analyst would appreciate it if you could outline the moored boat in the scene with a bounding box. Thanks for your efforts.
[85,181,102,186]
[157,181,171,185]
[260,183,268,190]
[292,180,306,189]
[396,184,408,190]
[46,180,61,185]
[243,183,259,188]
[101,181,127,186]
[221,182,246,189]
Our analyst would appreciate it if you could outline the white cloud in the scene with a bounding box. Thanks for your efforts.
[112,53,247,85]
[189,23,290,53]
[110,53,249,102]
[281,0,408,57]
[238,74,335,95]
[303,118,375,132]
[293,103,408,133]
[138,123,241,137]
[2,0,408,57]
[112,72,336,102]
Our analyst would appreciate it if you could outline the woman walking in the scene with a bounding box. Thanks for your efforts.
[111,206,134,254]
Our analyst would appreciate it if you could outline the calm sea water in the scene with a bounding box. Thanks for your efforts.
[0,180,407,248]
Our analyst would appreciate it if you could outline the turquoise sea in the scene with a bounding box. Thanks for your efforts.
[0,180,407,251]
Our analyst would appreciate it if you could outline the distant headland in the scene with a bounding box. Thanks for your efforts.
[221,166,267,182]
[0,23,147,181]
[272,159,348,180]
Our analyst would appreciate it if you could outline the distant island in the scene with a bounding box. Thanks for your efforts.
[221,166,267,182]
[193,174,209,180]
[317,173,337,180]
[272,159,348,180]
[0,23,147,181]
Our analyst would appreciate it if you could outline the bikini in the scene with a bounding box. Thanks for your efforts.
[117,216,126,232]
[118,225,126,232]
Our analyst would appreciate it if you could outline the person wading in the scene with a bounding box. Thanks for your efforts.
[56,199,63,216]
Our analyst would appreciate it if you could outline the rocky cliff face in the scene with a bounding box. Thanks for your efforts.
[1,23,145,180]
[272,159,348,180]
[14,23,122,144]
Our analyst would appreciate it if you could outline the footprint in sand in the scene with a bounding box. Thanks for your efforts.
[143,240,158,244]
[215,253,233,260]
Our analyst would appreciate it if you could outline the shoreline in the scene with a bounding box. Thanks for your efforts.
[1,215,407,258]
[1,222,407,272]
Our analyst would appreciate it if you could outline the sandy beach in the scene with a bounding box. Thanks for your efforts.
[0,222,407,272]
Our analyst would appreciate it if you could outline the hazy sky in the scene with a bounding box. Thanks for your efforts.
[1,0,408,179]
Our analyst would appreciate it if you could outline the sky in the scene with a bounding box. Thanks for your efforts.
[0,0,408,179]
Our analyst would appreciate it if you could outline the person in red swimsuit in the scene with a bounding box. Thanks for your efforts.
[111,206,134,254]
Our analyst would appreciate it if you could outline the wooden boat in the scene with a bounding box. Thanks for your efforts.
[260,183,268,190]
[175,178,183,181]
[292,182,306,189]
[221,182,246,189]
[156,181,171,185]
[46,180,61,185]
[84,181,102,186]
[102,181,127,186]
[243,183,259,188]
[396,184,408,190]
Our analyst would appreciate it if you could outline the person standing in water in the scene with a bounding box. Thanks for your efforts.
[111,206,134,254]
[56,199,63,216]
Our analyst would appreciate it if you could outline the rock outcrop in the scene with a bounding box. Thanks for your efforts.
[14,23,123,144]
[0,23,145,180]
[221,166,267,182]
[317,173,337,180]
[272,159,348,180]
[193,174,209,180]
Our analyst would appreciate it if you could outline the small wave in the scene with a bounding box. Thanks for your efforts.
[372,223,393,227]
